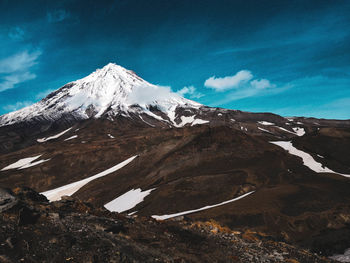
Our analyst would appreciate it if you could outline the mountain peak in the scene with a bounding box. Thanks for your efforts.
[76,63,144,87]
[65,63,149,117]
[93,63,135,78]
[100,62,134,74]
[0,63,200,127]
[103,62,120,69]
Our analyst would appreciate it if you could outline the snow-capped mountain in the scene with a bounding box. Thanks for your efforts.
[1,63,350,260]
[0,63,201,127]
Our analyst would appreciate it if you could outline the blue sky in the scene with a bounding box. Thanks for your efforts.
[0,0,349,119]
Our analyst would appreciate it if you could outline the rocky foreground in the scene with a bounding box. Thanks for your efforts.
[0,188,335,263]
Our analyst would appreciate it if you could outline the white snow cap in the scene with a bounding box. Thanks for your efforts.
[0,63,200,127]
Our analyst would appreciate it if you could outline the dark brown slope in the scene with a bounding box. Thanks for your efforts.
[72,122,350,255]
[0,110,350,258]
[0,187,334,263]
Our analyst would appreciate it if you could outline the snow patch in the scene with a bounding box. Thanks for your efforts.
[104,188,155,213]
[170,113,209,128]
[37,127,72,143]
[139,115,155,127]
[1,154,41,171]
[270,141,350,178]
[64,135,78,141]
[41,155,138,201]
[191,119,209,126]
[292,127,305,136]
[257,121,275,126]
[1,155,50,171]
[107,134,115,139]
[276,126,297,135]
[143,109,167,122]
[258,127,271,133]
[276,126,305,136]
[19,158,51,169]
[178,115,195,127]
[152,191,255,220]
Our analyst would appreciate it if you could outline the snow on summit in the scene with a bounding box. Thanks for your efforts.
[0,63,200,127]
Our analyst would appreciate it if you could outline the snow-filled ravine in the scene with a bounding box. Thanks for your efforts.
[104,188,155,213]
[41,155,138,201]
[276,126,305,136]
[152,191,255,220]
[64,135,78,141]
[270,141,350,178]
[258,127,271,133]
[191,118,209,126]
[1,155,51,171]
[37,127,72,143]
[257,121,275,126]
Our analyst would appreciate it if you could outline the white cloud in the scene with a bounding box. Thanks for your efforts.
[0,72,36,92]
[2,101,33,112]
[0,50,41,92]
[128,84,182,107]
[251,79,275,89]
[0,50,41,74]
[47,10,70,23]
[204,70,283,104]
[204,70,253,91]
[177,86,204,99]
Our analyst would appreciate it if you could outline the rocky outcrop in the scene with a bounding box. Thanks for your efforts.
[0,188,17,212]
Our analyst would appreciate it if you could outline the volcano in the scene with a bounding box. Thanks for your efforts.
[1,63,350,260]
